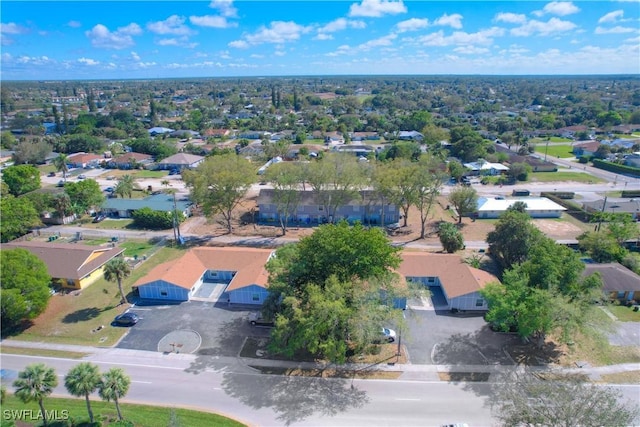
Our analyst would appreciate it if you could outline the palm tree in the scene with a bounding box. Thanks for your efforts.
[64,362,101,424]
[98,368,131,421]
[13,364,58,426]
[53,154,69,182]
[52,193,73,220]
[114,174,137,198]
[104,257,131,304]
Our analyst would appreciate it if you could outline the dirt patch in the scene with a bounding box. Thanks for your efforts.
[532,219,584,240]
[438,372,490,382]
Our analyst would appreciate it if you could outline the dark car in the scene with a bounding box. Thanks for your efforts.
[47,171,56,177]
[93,214,106,223]
[113,312,139,326]
[248,312,274,327]
[168,169,179,175]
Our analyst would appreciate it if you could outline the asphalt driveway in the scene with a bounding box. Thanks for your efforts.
[116,301,270,356]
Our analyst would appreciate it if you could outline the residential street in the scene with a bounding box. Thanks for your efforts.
[2,342,639,427]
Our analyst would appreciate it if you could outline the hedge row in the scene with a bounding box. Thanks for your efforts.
[592,159,640,177]
[541,191,575,200]
[621,190,640,198]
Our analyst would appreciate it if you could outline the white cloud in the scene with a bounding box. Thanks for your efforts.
[157,37,198,48]
[494,12,527,25]
[510,17,577,37]
[190,15,236,29]
[417,27,504,47]
[314,33,333,41]
[453,46,489,54]
[78,57,99,66]
[230,21,310,47]
[147,15,193,36]
[15,55,53,65]
[358,33,397,50]
[595,25,636,34]
[67,21,82,28]
[624,35,640,44]
[130,51,141,61]
[318,18,366,33]
[396,18,429,33]
[228,39,249,49]
[85,23,142,49]
[348,0,407,18]
[533,1,580,17]
[274,50,286,57]
[209,0,237,18]
[0,22,28,35]
[250,54,265,58]
[598,10,624,24]
[434,13,463,29]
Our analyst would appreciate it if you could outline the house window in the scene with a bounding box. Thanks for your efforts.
[210,271,218,277]
[252,293,260,301]
[160,290,168,297]
[427,277,435,283]
[476,299,484,307]
[617,291,626,299]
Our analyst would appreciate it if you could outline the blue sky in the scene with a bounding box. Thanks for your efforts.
[1,0,639,80]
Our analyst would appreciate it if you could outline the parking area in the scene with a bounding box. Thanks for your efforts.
[116,301,270,356]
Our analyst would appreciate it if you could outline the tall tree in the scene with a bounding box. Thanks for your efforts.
[13,364,58,427]
[264,162,303,235]
[371,159,416,227]
[183,154,256,234]
[64,362,102,424]
[486,209,543,271]
[448,186,478,224]
[113,174,137,199]
[305,153,367,224]
[103,257,131,305]
[411,155,445,239]
[52,154,69,182]
[491,370,639,427]
[64,179,104,214]
[0,195,42,242]
[2,164,41,196]
[98,368,131,421]
[1,248,51,329]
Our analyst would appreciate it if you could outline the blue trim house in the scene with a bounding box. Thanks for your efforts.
[133,247,275,304]
[101,193,192,219]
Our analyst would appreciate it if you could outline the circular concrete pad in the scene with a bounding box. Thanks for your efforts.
[158,330,202,354]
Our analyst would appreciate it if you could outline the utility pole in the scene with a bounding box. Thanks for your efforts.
[172,191,182,244]
[597,195,607,232]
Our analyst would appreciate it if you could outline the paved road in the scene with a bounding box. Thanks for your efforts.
[2,342,639,427]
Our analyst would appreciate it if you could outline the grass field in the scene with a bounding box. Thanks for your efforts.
[533,144,574,159]
[9,246,185,346]
[607,304,640,322]
[0,394,245,427]
[528,171,605,183]
[0,346,89,359]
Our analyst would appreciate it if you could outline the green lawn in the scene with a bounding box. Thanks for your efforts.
[607,304,640,322]
[119,241,156,258]
[11,246,185,346]
[1,394,245,427]
[533,144,574,159]
[530,137,574,143]
[528,171,605,184]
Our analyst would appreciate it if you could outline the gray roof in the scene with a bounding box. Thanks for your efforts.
[158,153,204,166]
[582,199,640,215]
[258,188,389,206]
[582,263,640,293]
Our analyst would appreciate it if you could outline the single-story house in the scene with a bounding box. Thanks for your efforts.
[350,132,380,141]
[148,127,174,136]
[572,140,600,157]
[464,159,510,176]
[582,262,640,302]
[3,240,125,289]
[169,129,200,139]
[476,197,566,219]
[108,152,153,169]
[398,252,499,311]
[67,152,103,169]
[582,199,640,221]
[494,145,558,172]
[156,153,205,171]
[333,144,375,157]
[203,128,231,138]
[623,153,640,168]
[101,193,192,219]
[397,131,424,141]
[257,188,400,226]
[134,247,275,303]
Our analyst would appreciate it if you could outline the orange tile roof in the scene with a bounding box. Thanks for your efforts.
[134,247,273,290]
[398,252,499,299]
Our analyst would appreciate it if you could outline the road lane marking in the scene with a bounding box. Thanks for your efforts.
[132,380,153,384]
[395,398,421,401]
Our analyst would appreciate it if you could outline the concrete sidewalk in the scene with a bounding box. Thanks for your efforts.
[3,339,639,382]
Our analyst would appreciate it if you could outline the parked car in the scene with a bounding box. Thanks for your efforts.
[248,312,274,327]
[380,327,396,343]
[106,175,116,180]
[104,187,114,193]
[168,169,179,175]
[113,312,139,326]
[92,214,106,223]
[47,171,56,177]
[77,174,86,180]
[56,180,65,187]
